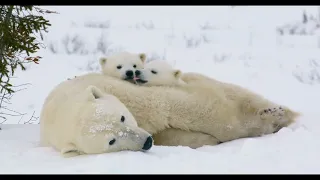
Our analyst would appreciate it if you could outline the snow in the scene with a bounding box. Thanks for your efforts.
[1,6,320,174]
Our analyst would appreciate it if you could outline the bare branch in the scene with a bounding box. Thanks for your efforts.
[24,111,39,124]
[0,82,33,124]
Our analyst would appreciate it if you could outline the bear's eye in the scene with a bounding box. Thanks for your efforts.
[151,70,157,74]
[109,138,116,145]
[117,65,122,69]
[133,64,137,68]
[121,116,125,122]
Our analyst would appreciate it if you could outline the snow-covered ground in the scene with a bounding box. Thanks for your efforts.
[1,6,320,174]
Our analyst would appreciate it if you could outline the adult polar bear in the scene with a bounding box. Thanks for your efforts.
[134,60,301,148]
[40,84,153,157]
[42,71,299,148]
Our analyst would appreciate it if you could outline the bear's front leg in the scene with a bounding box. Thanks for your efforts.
[153,128,221,148]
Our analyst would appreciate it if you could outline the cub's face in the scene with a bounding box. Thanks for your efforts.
[100,52,146,83]
[134,60,181,86]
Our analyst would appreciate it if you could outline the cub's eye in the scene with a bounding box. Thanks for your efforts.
[133,64,137,68]
[117,65,122,69]
[109,138,116,145]
[151,70,157,74]
[121,116,125,122]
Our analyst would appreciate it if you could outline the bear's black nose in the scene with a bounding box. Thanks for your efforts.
[126,70,134,77]
[142,136,153,151]
[135,70,141,76]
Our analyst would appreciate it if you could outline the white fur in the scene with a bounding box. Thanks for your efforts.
[40,85,152,158]
[99,52,146,80]
[41,73,299,149]
[136,60,185,86]
[134,60,300,148]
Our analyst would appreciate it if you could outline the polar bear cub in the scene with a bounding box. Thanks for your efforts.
[134,60,185,86]
[99,52,146,82]
[40,85,153,158]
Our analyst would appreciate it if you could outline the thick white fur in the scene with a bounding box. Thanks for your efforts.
[135,60,301,148]
[135,60,185,86]
[99,52,146,80]
[41,72,299,149]
[40,85,152,158]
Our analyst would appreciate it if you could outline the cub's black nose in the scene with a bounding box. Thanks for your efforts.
[135,70,141,76]
[142,136,153,151]
[126,70,134,77]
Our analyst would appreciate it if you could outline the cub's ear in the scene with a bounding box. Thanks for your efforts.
[85,85,104,101]
[99,57,107,66]
[173,69,182,79]
[139,53,146,63]
[61,143,80,158]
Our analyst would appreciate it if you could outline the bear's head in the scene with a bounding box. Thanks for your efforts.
[61,85,153,157]
[134,60,183,87]
[99,52,146,83]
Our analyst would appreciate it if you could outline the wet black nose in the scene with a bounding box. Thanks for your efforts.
[142,136,153,151]
[126,70,134,77]
[135,70,141,76]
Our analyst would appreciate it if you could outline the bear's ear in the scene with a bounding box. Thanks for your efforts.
[139,53,146,63]
[99,57,107,66]
[61,143,80,158]
[173,70,182,79]
[86,85,104,101]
